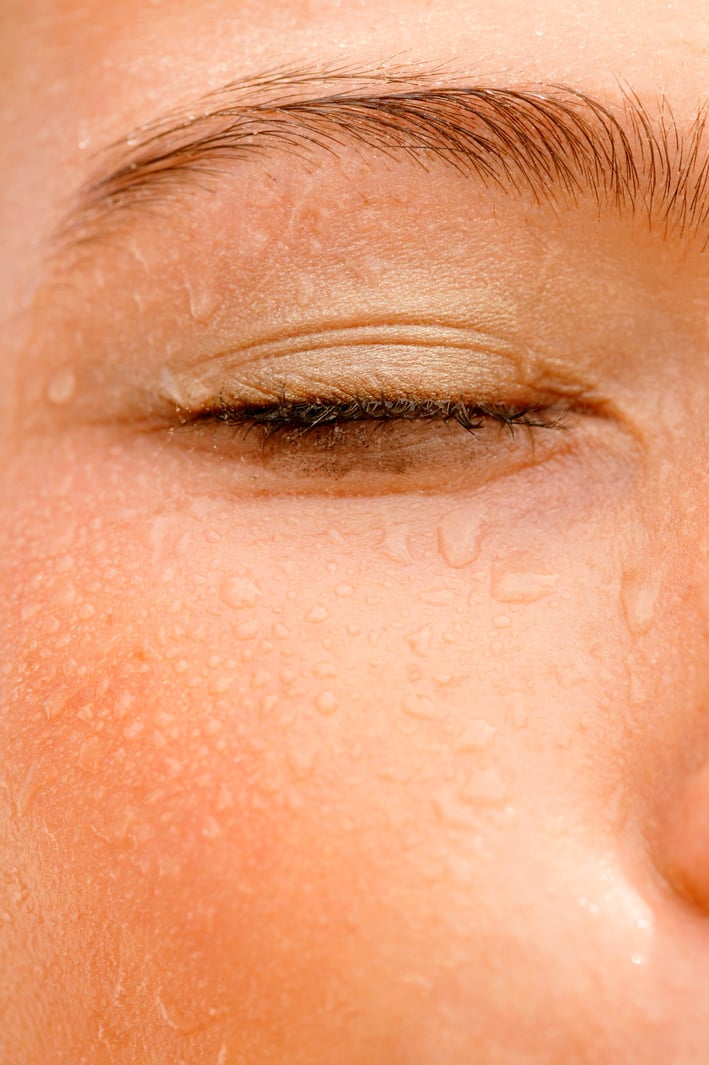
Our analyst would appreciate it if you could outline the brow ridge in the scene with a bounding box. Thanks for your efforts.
[65,66,709,249]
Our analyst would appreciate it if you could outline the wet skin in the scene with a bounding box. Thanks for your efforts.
[2,1,709,1062]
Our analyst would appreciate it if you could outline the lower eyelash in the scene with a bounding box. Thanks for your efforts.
[188,394,569,439]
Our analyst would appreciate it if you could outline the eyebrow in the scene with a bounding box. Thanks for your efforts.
[66,64,709,249]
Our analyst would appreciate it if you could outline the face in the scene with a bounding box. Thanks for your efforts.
[2,1,709,1062]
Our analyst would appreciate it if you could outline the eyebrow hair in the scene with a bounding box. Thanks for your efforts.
[65,65,709,249]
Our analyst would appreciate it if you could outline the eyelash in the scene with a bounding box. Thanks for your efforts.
[185,393,569,440]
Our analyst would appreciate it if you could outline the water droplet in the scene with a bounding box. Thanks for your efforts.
[306,605,329,622]
[288,744,318,779]
[187,282,220,323]
[273,623,290,640]
[44,690,68,720]
[220,575,260,610]
[621,567,662,636]
[346,623,362,636]
[381,524,413,564]
[251,669,271,689]
[455,719,497,752]
[315,690,339,715]
[490,567,558,604]
[216,782,234,812]
[511,703,529,729]
[78,736,103,771]
[201,815,223,840]
[313,661,336,679]
[459,768,508,806]
[122,719,144,740]
[16,762,41,816]
[47,367,77,405]
[235,619,258,640]
[401,692,437,719]
[406,624,433,656]
[492,613,511,629]
[437,510,484,568]
[419,587,455,606]
[335,583,354,598]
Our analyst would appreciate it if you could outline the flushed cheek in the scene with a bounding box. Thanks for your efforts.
[2,440,690,1059]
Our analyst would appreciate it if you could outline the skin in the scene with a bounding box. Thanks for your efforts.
[2,1,709,1063]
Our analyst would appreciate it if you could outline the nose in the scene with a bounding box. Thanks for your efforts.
[660,766,709,913]
[651,553,709,916]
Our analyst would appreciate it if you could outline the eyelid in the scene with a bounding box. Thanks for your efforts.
[155,320,595,417]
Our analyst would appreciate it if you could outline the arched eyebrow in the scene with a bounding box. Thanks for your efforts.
[64,65,709,249]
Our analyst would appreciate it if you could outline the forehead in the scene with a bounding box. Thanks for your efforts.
[1,0,707,314]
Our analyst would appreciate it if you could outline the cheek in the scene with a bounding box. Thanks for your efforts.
[0,438,694,1061]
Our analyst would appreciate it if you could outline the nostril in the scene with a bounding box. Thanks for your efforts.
[657,764,709,914]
